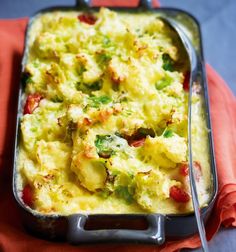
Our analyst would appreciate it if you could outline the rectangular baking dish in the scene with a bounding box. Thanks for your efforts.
[12,0,218,245]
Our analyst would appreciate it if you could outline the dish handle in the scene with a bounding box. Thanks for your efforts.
[67,214,165,244]
[76,0,91,7]
[75,0,153,8]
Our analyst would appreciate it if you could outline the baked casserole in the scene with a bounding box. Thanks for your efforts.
[17,8,212,215]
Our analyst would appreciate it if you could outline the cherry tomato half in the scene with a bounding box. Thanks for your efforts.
[179,163,189,176]
[169,185,190,203]
[22,184,33,207]
[78,14,97,25]
[23,94,43,115]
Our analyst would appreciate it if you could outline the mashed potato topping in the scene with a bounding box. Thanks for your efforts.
[17,8,211,215]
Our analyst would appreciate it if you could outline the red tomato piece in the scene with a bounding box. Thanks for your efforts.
[179,161,202,182]
[22,184,33,207]
[179,163,189,176]
[183,71,190,92]
[78,14,97,25]
[129,138,146,147]
[23,94,43,115]
[83,117,92,126]
[169,185,190,203]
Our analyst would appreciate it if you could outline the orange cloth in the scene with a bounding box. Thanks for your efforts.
[91,0,159,7]
[0,1,236,251]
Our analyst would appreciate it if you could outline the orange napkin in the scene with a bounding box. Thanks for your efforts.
[0,1,236,251]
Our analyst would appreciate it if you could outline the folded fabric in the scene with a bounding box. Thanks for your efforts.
[0,1,235,251]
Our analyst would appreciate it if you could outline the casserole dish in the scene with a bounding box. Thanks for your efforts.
[12,0,218,244]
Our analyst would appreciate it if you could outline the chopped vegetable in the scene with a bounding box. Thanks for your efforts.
[162,53,174,71]
[155,76,172,90]
[76,81,103,93]
[95,135,115,158]
[169,185,190,203]
[88,95,112,108]
[163,129,174,138]
[78,13,97,25]
[97,53,112,65]
[22,184,33,207]
[95,134,127,158]
[23,93,43,114]
[115,185,134,204]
